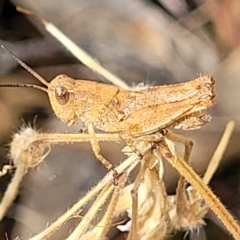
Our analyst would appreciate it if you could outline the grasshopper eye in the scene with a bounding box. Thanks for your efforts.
[55,86,70,105]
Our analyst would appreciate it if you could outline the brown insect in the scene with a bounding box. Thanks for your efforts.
[0,45,214,185]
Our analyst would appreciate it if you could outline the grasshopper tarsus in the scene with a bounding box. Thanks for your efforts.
[111,169,119,186]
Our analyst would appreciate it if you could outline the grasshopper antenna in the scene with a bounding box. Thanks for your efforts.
[0,45,49,88]
[0,83,48,92]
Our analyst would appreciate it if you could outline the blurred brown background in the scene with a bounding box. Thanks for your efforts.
[0,0,240,239]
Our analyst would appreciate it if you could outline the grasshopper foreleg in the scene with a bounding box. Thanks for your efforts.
[88,123,119,185]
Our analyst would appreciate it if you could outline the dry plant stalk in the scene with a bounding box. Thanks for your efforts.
[0,6,239,240]
[203,120,235,184]
[16,7,131,90]
[0,122,236,240]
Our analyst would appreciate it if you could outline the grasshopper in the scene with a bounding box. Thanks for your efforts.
[3,46,240,240]
[0,46,214,185]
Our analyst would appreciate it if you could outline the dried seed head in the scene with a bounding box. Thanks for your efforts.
[10,127,50,167]
[170,186,208,232]
[0,127,51,221]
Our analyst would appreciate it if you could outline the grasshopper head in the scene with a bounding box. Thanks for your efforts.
[48,75,78,126]
[0,46,79,126]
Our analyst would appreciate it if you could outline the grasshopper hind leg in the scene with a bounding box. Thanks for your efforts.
[164,130,195,226]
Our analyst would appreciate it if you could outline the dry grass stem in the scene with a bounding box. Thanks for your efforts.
[0,165,27,221]
[29,156,140,240]
[66,183,115,240]
[28,144,140,240]
[203,120,235,184]
[158,138,240,239]
[36,133,122,144]
[16,7,131,90]
[76,172,127,240]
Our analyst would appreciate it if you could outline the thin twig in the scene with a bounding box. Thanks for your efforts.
[29,154,140,240]
[0,165,27,220]
[16,7,131,90]
[203,120,235,184]
[159,139,240,240]
[67,183,114,240]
